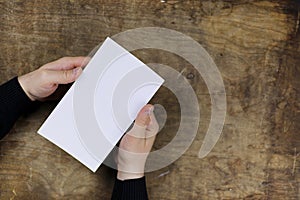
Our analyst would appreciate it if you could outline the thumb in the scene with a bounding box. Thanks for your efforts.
[127,104,153,138]
[43,67,82,85]
[146,111,159,136]
[135,104,153,127]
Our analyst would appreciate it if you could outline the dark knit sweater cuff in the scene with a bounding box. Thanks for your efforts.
[0,77,37,139]
[111,176,148,200]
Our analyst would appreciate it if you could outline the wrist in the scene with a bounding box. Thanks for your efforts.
[117,171,144,181]
[18,75,36,101]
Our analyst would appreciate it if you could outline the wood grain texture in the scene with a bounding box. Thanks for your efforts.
[0,0,299,199]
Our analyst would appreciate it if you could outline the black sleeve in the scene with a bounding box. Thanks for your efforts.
[0,77,37,139]
[111,176,149,200]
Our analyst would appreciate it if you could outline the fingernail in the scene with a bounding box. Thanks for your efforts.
[145,106,154,116]
[73,67,81,76]
[149,106,154,113]
[145,106,154,126]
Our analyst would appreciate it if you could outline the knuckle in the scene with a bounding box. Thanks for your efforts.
[63,70,70,80]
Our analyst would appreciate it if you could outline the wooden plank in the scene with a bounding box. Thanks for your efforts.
[0,0,299,199]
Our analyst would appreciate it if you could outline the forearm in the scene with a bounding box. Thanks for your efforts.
[0,77,37,139]
[111,176,148,200]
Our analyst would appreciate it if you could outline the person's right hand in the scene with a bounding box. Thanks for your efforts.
[117,104,159,180]
[18,57,88,101]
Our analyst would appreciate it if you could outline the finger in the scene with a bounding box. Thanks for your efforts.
[135,104,153,127]
[146,111,159,134]
[144,111,159,139]
[42,57,89,70]
[42,67,82,85]
[126,104,153,138]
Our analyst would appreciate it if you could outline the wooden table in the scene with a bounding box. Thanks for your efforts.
[0,0,299,199]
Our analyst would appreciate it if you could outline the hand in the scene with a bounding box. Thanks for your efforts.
[18,57,88,101]
[117,104,159,180]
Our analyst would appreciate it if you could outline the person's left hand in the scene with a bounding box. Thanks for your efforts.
[18,57,88,101]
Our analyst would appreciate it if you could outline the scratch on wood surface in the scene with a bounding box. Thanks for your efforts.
[292,147,298,175]
[29,167,32,180]
[260,107,266,129]
[157,170,170,178]
[295,10,299,36]
[177,67,187,79]
[10,188,17,200]
[289,182,295,191]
